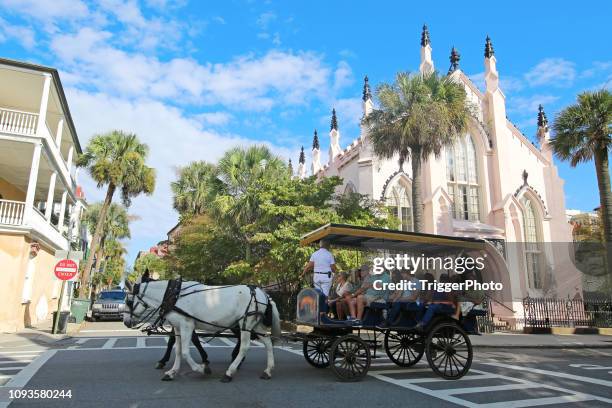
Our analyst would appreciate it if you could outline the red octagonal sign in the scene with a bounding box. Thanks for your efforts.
[54,259,78,281]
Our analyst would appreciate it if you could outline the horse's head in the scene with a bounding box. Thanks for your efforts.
[123,279,157,328]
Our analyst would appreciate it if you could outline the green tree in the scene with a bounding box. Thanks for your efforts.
[92,239,126,290]
[363,71,471,232]
[171,161,220,217]
[77,131,156,297]
[211,145,287,260]
[551,89,612,246]
[133,253,170,280]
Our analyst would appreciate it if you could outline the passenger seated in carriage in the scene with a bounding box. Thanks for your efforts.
[327,272,356,320]
[351,264,391,324]
[417,273,458,330]
[378,270,421,328]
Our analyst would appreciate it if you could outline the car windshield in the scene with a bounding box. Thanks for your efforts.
[98,291,125,300]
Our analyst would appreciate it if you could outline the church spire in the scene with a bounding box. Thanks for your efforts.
[297,146,306,179]
[362,75,372,102]
[448,46,460,74]
[287,159,293,176]
[312,129,320,150]
[484,35,495,58]
[311,129,322,175]
[329,108,341,163]
[537,104,548,129]
[419,24,434,75]
[330,108,338,131]
[420,24,430,47]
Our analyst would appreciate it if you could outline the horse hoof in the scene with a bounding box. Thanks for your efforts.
[161,374,173,381]
[155,362,165,370]
[220,375,232,383]
[260,372,271,380]
[204,366,212,375]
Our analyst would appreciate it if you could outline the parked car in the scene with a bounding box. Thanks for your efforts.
[91,290,126,321]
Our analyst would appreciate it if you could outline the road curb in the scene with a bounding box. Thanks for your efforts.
[474,344,612,349]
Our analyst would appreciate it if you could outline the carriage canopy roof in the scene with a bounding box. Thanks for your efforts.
[300,224,486,253]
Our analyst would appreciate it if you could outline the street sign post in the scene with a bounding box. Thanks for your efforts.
[54,259,79,281]
[52,258,79,334]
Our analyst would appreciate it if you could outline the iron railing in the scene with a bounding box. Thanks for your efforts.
[523,296,612,328]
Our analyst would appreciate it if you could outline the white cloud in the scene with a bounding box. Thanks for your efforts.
[256,12,276,29]
[0,0,91,24]
[507,94,559,114]
[0,17,36,48]
[51,28,342,111]
[334,98,363,129]
[195,111,233,126]
[333,61,353,91]
[524,58,576,87]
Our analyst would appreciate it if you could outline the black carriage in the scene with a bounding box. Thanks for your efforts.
[290,223,488,382]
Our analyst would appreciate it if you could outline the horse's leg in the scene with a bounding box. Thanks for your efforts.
[257,329,274,380]
[191,330,211,374]
[178,321,206,375]
[221,330,251,382]
[162,330,182,381]
[157,331,175,369]
[230,327,244,369]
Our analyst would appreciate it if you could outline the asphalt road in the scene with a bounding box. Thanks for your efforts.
[1,321,611,408]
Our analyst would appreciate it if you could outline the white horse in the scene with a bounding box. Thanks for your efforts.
[123,280,281,382]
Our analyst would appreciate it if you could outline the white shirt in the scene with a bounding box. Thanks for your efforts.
[309,248,335,273]
[336,281,352,297]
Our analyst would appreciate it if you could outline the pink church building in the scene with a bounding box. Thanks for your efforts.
[295,26,581,323]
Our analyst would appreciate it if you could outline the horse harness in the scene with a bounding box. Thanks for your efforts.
[129,279,273,337]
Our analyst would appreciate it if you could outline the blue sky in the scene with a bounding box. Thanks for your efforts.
[1,0,610,264]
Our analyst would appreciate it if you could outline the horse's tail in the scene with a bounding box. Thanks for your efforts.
[270,300,281,343]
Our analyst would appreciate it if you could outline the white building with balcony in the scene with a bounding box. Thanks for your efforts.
[0,57,87,332]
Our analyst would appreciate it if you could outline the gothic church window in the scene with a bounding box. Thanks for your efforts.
[386,182,413,232]
[521,196,543,289]
[446,134,480,221]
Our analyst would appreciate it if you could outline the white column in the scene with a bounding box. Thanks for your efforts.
[24,143,42,222]
[66,145,74,174]
[36,74,52,136]
[58,190,68,231]
[55,118,64,146]
[45,171,57,222]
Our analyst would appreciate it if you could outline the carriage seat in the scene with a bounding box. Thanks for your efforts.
[361,302,387,326]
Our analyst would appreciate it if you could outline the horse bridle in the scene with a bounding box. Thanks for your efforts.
[125,281,160,328]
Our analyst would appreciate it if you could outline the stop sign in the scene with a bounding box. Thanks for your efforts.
[54,259,78,281]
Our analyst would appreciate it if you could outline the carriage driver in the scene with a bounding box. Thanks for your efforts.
[301,239,337,299]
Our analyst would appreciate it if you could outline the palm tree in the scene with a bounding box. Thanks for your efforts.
[214,145,287,259]
[363,72,471,232]
[77,131,155,297]
[82,202,132,283]
[551,89,612,272]
[171,161,220,217]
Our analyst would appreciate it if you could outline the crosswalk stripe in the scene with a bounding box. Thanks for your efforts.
[477,394,594,408]
[102,338,118,349]
[0,351,43,355]
[0,360,33,364]
[136,338,146,348]
[440,384,539,396]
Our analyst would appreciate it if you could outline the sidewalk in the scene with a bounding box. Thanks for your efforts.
[471,333,612,349]
[0,318,84,349]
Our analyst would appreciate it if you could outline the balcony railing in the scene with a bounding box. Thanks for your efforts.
[0,107,38,136]
[0,199,25,225]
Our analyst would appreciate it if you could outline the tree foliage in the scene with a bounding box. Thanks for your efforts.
[363,71,471,232]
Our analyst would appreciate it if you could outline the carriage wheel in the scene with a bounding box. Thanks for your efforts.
[425,322,472,380]
[303,337,331,368]
[383,330,424,367]
[329,335,371,382]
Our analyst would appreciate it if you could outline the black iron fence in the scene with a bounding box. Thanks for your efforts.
[523,295,612,329]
